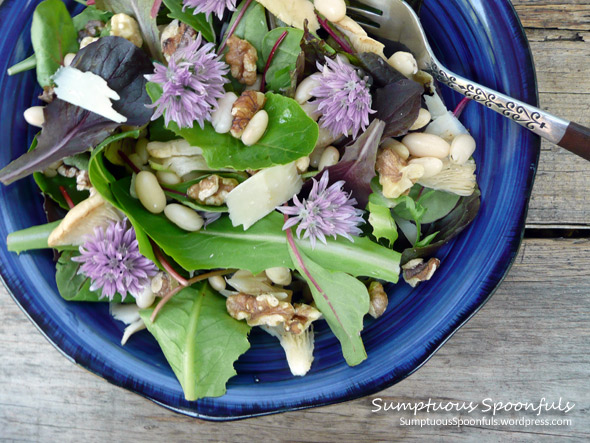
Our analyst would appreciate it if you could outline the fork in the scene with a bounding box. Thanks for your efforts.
[348,0,590,160]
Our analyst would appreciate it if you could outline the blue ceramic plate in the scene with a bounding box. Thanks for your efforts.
[0,0,539,420]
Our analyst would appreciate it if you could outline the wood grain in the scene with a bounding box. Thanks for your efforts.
[1,239,588,441]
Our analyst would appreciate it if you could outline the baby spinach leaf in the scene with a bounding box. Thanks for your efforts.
[31,0,79,87]
[162,0,215,43]
[401,186,481,263]
[418,188,461,224]
[148,85,319,170]
[288,246,369,366]
[0,37,153,185]
[324,119,385,208]
[261,28,304,94]
[367,202,398,247]
[374,78,423,138]
[6,220,62,254]
[140,283,251,400]
[56,251,131,303]
[112,177,401,282]
[226,1,268,70]
[95,0,164,61]
[149,117,178,142]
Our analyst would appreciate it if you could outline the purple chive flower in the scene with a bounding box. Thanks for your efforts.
[311,56,375,139]
[72,220,158,301]
[183,0,237,19]
[278,171,365,249]
[146,34,229,129]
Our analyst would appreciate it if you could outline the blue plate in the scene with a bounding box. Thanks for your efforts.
[0,0,539,420]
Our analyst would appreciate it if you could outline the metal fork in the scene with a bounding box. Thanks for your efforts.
[348,0,590,160]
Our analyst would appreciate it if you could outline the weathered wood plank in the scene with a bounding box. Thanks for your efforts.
[1,238,588,440]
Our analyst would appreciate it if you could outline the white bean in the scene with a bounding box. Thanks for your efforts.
[295,156,311,173]
[388,51,418,77]
[135,171,166,214]
[319,146,340,171]
[211,92,238,134]
[63,53,76,67]
[402,133,451,159]
[315,126,339,150]
[135,138,150,164]
[380,138,410,161]
[43,168,58,178]
[135,285,156,309]
[450,133,477,165]
[408,157,444,178]
[244,74,263,91]
[310,145,325,168]
[314,0,347,22]
[23,106,45,127]
[409,108,432,131]
[208,275,226,292]
[299,102,321,121]
[265,267,292,286]
[164,204,204,231]
[156,170,181,186]
[80,36,98,49]
[242,110,269,146]
[295,74,321,104]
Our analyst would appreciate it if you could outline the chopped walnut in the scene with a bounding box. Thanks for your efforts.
[78,20,105,41]
[226,293,321,334]
[57,164,78,179]
[225,36,258,86]
[76,170,91,191]
[161,21,197,61]
[187,175,239,206]
[38,86,56,104]
[376,146,424,198]
[402,258,440,288]
[368,281,388,318]
[151,272,179,296]
[230,91,266,138]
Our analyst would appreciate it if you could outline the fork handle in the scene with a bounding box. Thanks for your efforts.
[429,66,590,160]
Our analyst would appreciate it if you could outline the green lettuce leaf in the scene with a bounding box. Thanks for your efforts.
[261,28,304,94]
[367,202,398,247]
[140,283,251,400]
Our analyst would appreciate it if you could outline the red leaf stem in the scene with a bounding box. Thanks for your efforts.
[316,14,354,54]
[151,240,190,287]
[453,97,471,118]
[260,30,289,92]
[118,150,141,174]
[217,0,254,54]
[150,0,163,19]
[59,185,75,209]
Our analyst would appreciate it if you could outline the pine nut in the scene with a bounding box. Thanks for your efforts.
[245,74,263,91]
[310,145,325,168]
[315,126,339,149]
[63,53,76,67]
[43,168,58,178]
[295,74,321,104]
[128,153,144,170]
[265,267,292,286]
[156,170,181,185]
[135,138,149,164]
[319,146,340,171]
[387,51,418,77]
[241,110,269,146]
[300,102,321,121]
[23,106,45,127]
[135,171,166,214]
[295,156,311,173]
[408,157,444,178]
[80,36,98,49]
[164,204,204,231]
[381,138,410,161]
[135,285,156,309]
[212,92,238,134]
[450,133,477,165]
[314,0,347,22]
[402,133,450,159]
[409,108,432,131]
[208,275,226,292]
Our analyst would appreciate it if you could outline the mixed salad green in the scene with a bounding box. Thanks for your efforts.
[2,0,480,400]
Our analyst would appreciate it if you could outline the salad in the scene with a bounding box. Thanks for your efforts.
[1,0,480,401]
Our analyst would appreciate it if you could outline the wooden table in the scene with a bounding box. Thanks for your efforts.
[1,1,589,440]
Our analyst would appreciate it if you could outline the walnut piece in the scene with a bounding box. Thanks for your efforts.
[76,170,91,191]
[368,281,388,319]
[57,164,78,179]
[376,147,424,198]
[230,91,267,138]
[187,175,239,206]
[151,272,179,296]
[161,21,197,61]
[402,258,440,288]
[225,36,258,86]
[39,86,56,104]
[226,293,321,334]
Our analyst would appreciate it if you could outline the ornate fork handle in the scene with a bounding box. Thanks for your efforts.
[427,63,590,160]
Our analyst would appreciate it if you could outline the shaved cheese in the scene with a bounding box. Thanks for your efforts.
[146,139,203,158]
[53,66,127,123]
[226,162,302,230]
